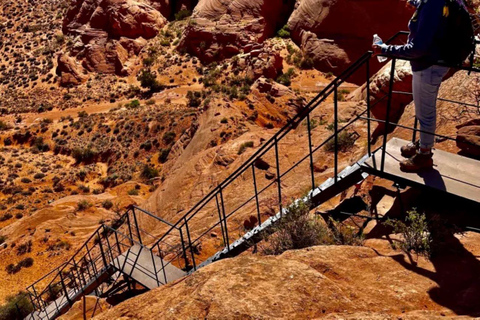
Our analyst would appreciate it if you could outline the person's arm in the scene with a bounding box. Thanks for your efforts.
[381,0,445,59]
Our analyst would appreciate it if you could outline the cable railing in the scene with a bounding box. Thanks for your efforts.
[145,31,480,279]
[26,31,480,320]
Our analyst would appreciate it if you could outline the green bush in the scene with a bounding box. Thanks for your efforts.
[141,164,159,179]
[16,241,32,256]
[137,69,161,92]
[175,9,192,21]
[128,189,139,196]
[5,264,21,275]
[0,121,10,131]
[276,68,295,86]
[72,146,98,163]
[162,131,176,145]
[324,131,356,152]
[102,200,113,210]
[77,200,91,211]
[186,91,202,107]
[126,99,140,109]
[0,292,33,320]
[277,25,290,38]
[385,209,431,257]
[0,236,6,245]
[237,141,254,155]
[262,200,332,255]
[17,257,33,268]
[159,148,171,163]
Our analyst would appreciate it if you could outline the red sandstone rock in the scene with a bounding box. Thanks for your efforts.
[56,53,88,87]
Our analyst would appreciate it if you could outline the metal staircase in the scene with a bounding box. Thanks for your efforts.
[25,32,480,319]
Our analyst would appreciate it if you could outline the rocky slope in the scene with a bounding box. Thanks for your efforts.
[92,237,480,319]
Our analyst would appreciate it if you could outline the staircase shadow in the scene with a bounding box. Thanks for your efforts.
[370,189,480,316]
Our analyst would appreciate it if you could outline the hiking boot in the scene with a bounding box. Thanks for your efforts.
[400,141,419,158]
[400,152,433,172]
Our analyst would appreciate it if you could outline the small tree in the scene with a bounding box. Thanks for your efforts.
[137,69,161,92]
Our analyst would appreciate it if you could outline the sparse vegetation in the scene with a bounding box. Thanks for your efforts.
[0,292,33,320]
[102,200,114,210]
[238,141,254,155]
[77,200,92,211]
[141,164,159,180]
[277,24,290,38]
[324,130,357,152]
[175,9,192,21]
[276,68,296,86]
[385,209,432,257]
[128,188,139,196]
[137,69,162,92]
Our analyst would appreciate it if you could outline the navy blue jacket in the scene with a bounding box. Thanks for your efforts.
[382,0,446,71]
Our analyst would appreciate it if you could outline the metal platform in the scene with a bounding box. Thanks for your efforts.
[363,138,480,203]
[111,245,186,290]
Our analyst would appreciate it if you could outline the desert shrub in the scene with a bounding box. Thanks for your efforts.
[77,200,91,211]
[300,56,315,69]
[78,111,88,118]
[0,291,33,320]
[33,173,45,179]
[72,146,98,163]
[5,263,21,274]
[220,118,228,124]
[17,257,33,268]
[47,240,71,251]
[126,99,140,109]
[277,24,290,38]
[186,91,202,107]
[146,99,155,105]
[128,189,139,196]
[175,9,192,20]
[0,236,6,245]
[385,209,431,257]
[237,141,254,155]
[20,178,31,183]
[16,241,32,256]
[44,283,62,303]
[262,200,332,255]
[0,214,13,222]
[15,213,23,219]
[276,68,295,86]
[141,164,159,179]
[102,200,113,210]
[324,131,356,152]
[162,131,176,145]
[137,69,161,92]
[143,56,155,67]
[158,147,171,163]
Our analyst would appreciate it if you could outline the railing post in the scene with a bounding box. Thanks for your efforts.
[183,217,197,271]
[96,231,108,269]
[219,187,230,252]
[381,58,397,172]
[334,83,339,183]
[103,228,116,263]
[157,244,168,284]
[131,207,143,245]
[366,57,372,156]
[306,113,316,192]
[150,249,160,287]
[215,193,227,245]
[274,137,282,215]
[125,211,134,246]
[251,165,262,226]
[59,272,72,306]
[114,230,122,256]
[179,227,190,270]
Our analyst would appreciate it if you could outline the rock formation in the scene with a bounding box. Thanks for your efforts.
[57,0,167,84]
[178,0,295,63]
[287,0,413,78]
[457,119,480,157]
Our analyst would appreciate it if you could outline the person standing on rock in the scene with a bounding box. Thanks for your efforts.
[372,0,474,172]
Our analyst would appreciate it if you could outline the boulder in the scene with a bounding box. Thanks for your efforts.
[178,0,295,63]
[287,0,413,78]
[351,59,413,142]
[56,54,88,87]
[300,30,350,71]
[233,44,283,80]
[457,122,480,157]
[252,77,291,97]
